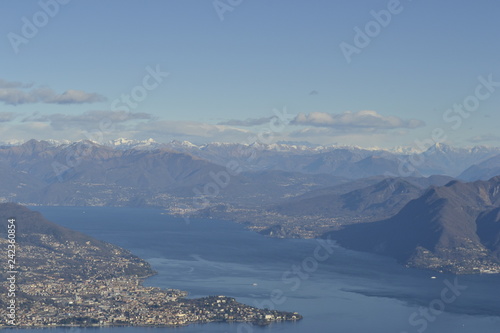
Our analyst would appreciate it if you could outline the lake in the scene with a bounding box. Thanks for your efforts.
[18,206,500,333]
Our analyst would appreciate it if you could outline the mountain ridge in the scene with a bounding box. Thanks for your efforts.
[5,139,498,178]
[325,177,500,274]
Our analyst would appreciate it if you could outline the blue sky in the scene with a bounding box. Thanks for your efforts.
[0,0,499,148]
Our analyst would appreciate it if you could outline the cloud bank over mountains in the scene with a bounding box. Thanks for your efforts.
[0,78,476,148]
[0,109,427,147]
[292,110,425,129]
[0,79,106,105]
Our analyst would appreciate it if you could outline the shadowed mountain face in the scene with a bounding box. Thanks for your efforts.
[0,140,498,208]
[1,140,500,242]
[476,207,500,261]
[0,140,345,207]
[262,176,452,224]
[271,178,424,222]
[14,140,225,188]
[2,140,498,189]
[325,177,500,273]
[194,175,458,239]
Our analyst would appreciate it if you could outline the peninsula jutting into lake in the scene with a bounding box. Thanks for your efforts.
[0,203,301,328]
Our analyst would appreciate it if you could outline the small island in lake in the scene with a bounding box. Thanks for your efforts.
[0,203,301,328]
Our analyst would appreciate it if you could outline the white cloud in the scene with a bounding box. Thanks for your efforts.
[23,110,152,131]
[217,116,276,127]
[292,110,425,129]
[0,122,53,142]
[25,110,152,123]
[3,112,256,144]
[0,79,33,89]
[45,89,106,104]
[0,112,17,122]
[1,109,424,148]
[468,134,500,143]
[0,79,106,105]
[136,120,253,143]
[286,126,408,147]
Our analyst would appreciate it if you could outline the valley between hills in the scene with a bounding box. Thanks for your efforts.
[2,139,500,277]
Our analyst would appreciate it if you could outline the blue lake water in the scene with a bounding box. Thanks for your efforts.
[17,206,500,333]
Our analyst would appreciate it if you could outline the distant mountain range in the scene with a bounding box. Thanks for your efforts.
[325,177,500,274]
[2,139,500,274]
[4,139,500,178]
[0,140,345,208]
[459,154,500,181]
[1,138,500,213]
[137,140,500,178]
